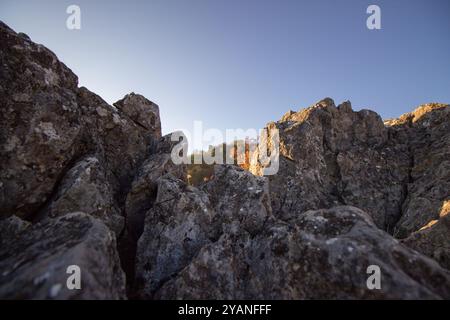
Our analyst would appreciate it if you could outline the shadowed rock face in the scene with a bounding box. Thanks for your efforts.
[155,206,450,299]
[0,21,449,299]
[0,213,126,299]
[0,21,160,222]
[387,104,450,238]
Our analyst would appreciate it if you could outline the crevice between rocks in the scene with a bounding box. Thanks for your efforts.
[117,191,158,299]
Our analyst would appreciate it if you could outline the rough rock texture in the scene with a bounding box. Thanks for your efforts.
[0,21,160,221]
[114,93,161,137]
[402,211,450,270]
[0,21,449,300]
[0,21,83,219]
[250,98,411,233]
[125,132,187,240]
[0,213,126,299]
[0,21,162,299]
[135,165,271,298]
[386,104,450,238]
[156,206,450,299]
[42,156,124,235]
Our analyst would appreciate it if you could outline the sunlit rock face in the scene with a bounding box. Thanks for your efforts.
[0,21,449,299]
[250,98,410,232]
[250,100,449,236]
[401,205,450,270]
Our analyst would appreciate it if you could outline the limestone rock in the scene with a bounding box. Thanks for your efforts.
[0,213,126,299]
[113,92,161,137]
[402,211,450,270]
[1,20,449,300]
[388,103,450,238]
[77,88,157,203]
[156,206,450,299]
[135,165,272,298]
[0,21,162,222]
[250,98,410,232]
[0,21,83,219]
[125,133,187,239]
[43,156,124,235]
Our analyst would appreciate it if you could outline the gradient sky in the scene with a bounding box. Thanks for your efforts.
[1,0,449,146]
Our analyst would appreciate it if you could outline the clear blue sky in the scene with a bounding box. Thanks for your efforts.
[1,0,449,141]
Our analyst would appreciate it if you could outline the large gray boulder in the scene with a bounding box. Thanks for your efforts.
[0,213,126,299]
[42,156,124,235]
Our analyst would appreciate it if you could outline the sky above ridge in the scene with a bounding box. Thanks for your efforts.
[1,0,449,148]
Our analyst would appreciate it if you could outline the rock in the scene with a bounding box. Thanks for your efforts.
[125,133,187,239]
[117,132,187,294]
[156,206,450,299]
[0,216,30,247]
[1,20,449,300]
[0,212,126,299]
[0,21,83,219]
[0,22,162,221]
[402,210,450,270]
[388,103,450,238]
[250,98,410,232]
[113,92,161,137]
[77,88,158,204]
[135,165,272,298]
[135,175,214,297]
[203,165,272,237]
[43,156,124,235]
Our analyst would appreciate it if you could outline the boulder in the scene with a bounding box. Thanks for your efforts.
[113,92,161,137]
[0,212,126,299]
[43,156,124,235]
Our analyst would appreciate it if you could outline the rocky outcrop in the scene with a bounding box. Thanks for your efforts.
[0,21,449,300]
[156,206,450,299]
[134,165,272,298]
[386,103,450,238]
[132,165,450,299]
[43,156,124,235]
[0,21,160,221]
[250,98,411,233]
[0,21,163,298]
[113,93,161,137]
